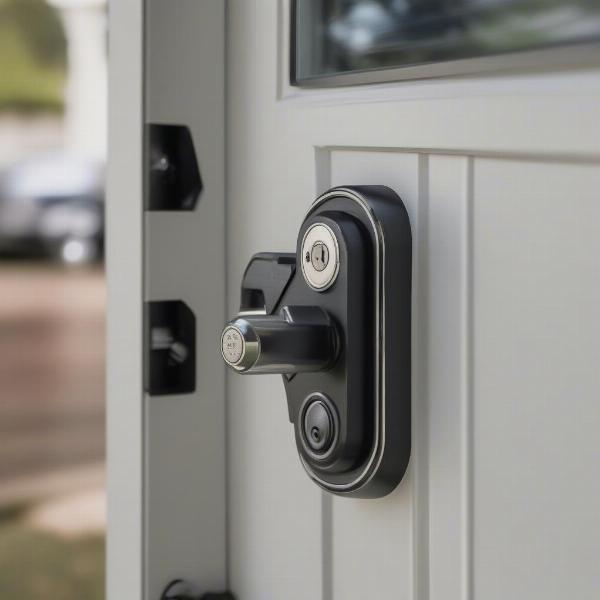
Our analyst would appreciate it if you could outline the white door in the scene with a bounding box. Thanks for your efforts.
[107,1,600,599]
[225,2,600,600]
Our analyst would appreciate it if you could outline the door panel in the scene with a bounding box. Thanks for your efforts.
[426,155,472,600]
[472,159,600,600]
[226,1,600,599]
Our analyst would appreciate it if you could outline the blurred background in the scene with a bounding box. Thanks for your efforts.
[0,0,106,598]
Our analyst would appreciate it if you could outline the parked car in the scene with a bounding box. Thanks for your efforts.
[0,152,104,263]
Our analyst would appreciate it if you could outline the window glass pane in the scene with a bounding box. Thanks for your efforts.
[293,0,600,84]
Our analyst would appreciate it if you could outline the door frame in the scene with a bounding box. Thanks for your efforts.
[106,0,144,599]
[107,2,227,599]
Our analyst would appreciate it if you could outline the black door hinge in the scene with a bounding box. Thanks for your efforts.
[145,301,196,396]
[160,579,235,600]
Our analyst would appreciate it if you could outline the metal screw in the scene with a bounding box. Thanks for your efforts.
[152,153,171,173]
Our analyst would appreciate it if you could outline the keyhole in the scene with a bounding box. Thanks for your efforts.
[311,426,321,442]
[310,242,329,272]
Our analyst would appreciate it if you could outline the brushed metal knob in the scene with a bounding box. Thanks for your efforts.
[220,306,338,374]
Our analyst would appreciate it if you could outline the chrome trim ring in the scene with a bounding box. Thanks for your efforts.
[300,222,340,291]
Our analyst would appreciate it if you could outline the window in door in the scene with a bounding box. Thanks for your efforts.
[292,0,600,85]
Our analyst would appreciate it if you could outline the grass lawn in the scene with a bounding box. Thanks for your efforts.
[0,0,66,113]
[0,510,104,600]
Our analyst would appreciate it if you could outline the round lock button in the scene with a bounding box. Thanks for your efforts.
[221,326,245,365]
[303,398,334,454]
[220,321,260,372]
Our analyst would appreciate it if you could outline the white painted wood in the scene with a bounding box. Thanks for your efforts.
[107,2,226,600]
[472,159,600,600]
[106,1,144,599]
[226,1,600,599]
[426,156,473,600]
[144,2,227,598]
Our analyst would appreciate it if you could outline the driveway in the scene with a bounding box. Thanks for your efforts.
[0,264,105,499]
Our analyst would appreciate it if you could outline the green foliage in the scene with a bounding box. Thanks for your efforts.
[2,0,67,66]
[0,519,104,600]
[0,0,67,113]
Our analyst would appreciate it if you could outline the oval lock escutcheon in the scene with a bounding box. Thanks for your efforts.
[219,185,412,498]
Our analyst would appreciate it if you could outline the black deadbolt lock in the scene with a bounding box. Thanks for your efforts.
[221,186,412,498]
